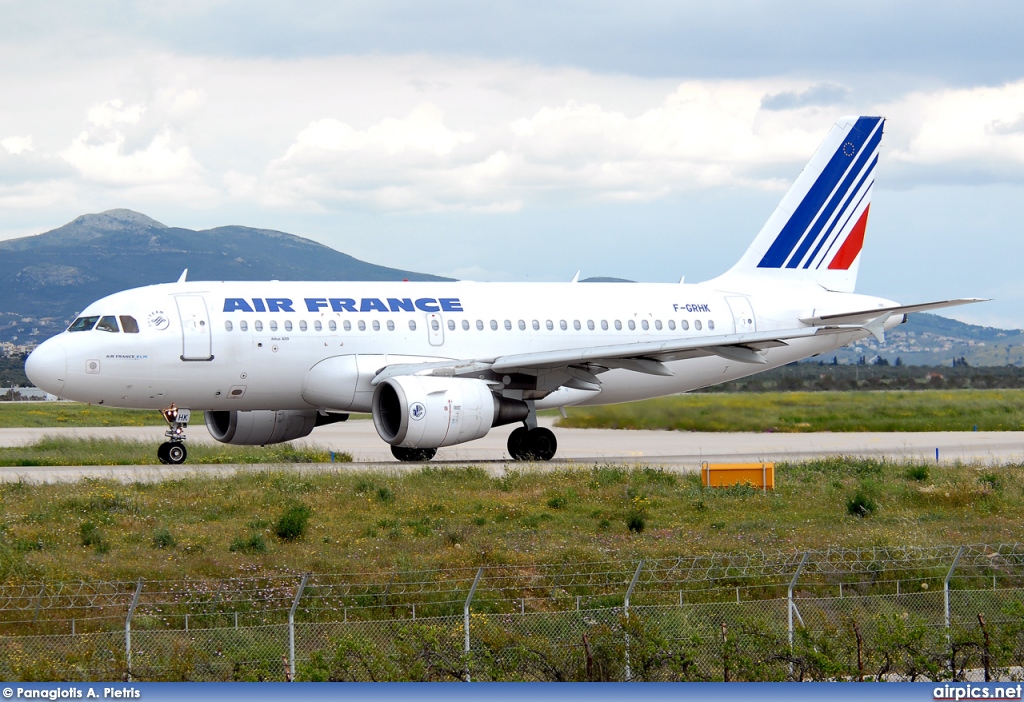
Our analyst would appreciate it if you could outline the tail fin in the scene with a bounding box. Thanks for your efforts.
[717,116,884,293]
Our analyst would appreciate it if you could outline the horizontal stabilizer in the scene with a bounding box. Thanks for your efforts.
[800,298,988,326]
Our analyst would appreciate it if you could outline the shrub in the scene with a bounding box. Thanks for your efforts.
[152,528,176,549]
[846,491,877,517]
[546,494,568,509]
[79,521,103,547]
[626,512,646,533]
[906,465,930,482]
[275,503,312,540]
[376,486,395,503]
[229,534,267,554]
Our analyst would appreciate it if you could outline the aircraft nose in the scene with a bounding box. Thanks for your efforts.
[25,338,67,396]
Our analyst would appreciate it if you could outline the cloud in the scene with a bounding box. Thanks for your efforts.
[1,136,33,155]
[760,84,851,111]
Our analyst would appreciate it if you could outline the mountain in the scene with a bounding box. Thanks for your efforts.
[0,209,448,344]
[823,313,1024,366]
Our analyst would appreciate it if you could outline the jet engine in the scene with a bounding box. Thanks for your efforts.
[372,376,528,448]
[205,409,347,445]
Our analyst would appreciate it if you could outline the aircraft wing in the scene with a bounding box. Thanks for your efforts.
[371,297,987,393]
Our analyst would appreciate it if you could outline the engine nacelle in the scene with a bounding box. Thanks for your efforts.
[205,409,319,445]
[372,376,528,448]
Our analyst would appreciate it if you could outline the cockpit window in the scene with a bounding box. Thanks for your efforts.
[68,316,99,332]
[120,316,140,333]
[95,316,120,333]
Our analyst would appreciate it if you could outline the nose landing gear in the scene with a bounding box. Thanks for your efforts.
[158,404,190,465]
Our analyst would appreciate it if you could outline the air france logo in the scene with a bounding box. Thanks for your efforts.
[147,311,170,330]
[410,402,426,421]
[223,297,464,313]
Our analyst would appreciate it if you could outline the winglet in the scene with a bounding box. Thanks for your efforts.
[861,313,891,343]
[177,269,188,283]
[571,270,580,283]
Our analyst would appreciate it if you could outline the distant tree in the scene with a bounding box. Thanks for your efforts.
[856,356,867,366]
[831,356,839,365]
[952,356,970,368]
[872,356,890,366]
[894,357,903,367]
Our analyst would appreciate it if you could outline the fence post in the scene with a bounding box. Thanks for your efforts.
[624,560,644,682]
[289,573,309,682]
[464,567,484,682]
[788,552,809,676]
[945,546,964,635]
[125,579,143,682]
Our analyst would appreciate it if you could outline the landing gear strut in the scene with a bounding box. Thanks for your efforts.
[158,404,190,465]
[391,445,437,462]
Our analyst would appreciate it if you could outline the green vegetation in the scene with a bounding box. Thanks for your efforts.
[0,437,341,466]
[0,403,162,427]
[0,458,1021,584]
[558,389,1024,432]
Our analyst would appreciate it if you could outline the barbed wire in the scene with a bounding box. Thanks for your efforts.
[2,542,1023,630]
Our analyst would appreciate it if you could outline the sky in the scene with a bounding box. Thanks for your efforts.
[1,1,1023,327]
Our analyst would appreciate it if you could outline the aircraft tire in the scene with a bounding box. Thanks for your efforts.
[157,443,170,464]
[391,445,437,462]
[507,426,530,460]
[526,427,557,461]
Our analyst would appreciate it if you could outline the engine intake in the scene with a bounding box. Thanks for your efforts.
[372,376,528,448]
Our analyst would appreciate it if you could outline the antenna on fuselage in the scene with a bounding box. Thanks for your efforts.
[177,269,188,283]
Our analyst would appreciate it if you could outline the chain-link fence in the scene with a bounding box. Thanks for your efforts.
[3,543,1024,681]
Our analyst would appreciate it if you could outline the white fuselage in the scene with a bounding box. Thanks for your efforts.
[26,278,896,413]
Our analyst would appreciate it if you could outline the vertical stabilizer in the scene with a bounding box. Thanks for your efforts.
[717,116,884,293]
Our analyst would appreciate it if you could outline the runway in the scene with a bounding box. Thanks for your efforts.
[1,418,1022,483]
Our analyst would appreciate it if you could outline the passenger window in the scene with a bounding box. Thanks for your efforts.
[476,320,484,330]
[587,320,595,331]
[96,317,118,333]
[655,320,662,331]
[372,320,380,331]
[448,320,456,331]
[546,320,554,330]
[532,320,540,331]
[641,320,649,331]
[573,320,581,330]
[120,316,140,333]
[614,320,622,330]
[254,320,263,332]
[344,320,352,332]
[681,320,690,330]
[431,319,439,331]
[518,320,526,331]
[490,320,498,330]
[504,320,512,330]
[299,320,307,332]
[240,320,248,332]
[559,320,567,331]
[695,320,702,331]
[601,320,609,331]
[409,320,417,331]
[314,321,322,332]
[462,320,470,330]
[628,320,636,331]
[68,316,99,332]
[387,320,395,331]
[284,320,293,332]
[358,320,366,331]
[668,320,676,330]
[225,321,233,332]
[270,321,278,332]
[708,319,715,331]
[329,320,336,332]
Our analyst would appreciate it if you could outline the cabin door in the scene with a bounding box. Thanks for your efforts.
[176,295,213,361]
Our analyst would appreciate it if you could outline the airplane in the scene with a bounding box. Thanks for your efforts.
[25,115,983,465]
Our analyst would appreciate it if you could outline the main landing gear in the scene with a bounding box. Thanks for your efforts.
[158,404,190,465]
[507,426,558,461]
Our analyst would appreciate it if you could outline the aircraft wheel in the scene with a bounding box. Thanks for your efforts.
[166,442,187,465]
[526,428,557,461]
[507,426,530,461]
[157,442,170,464]
[391,445,437,462]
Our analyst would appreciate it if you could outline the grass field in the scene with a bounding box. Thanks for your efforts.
[0,403,162,427]
[0,456,1020,585]
[557,389,1024,432]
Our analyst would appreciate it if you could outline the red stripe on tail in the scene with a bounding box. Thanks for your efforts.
[828,205,870,270]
